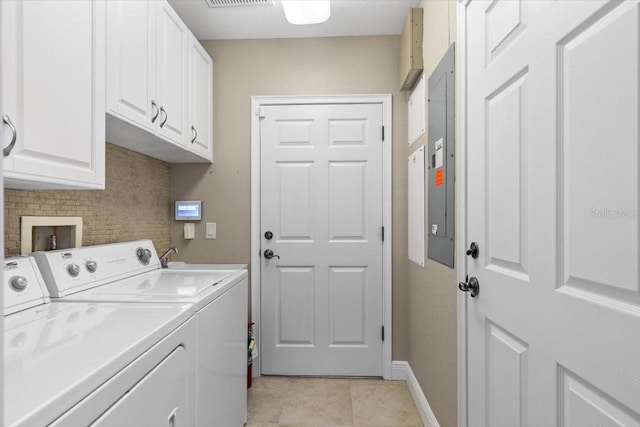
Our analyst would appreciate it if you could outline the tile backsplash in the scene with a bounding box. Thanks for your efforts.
[4,143,171,256]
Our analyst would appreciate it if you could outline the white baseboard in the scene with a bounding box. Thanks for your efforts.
[391,360,409,380]
[392,360,441,427]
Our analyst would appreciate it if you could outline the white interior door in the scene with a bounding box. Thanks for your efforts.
[260,103,384,376]
[463,1,640,425]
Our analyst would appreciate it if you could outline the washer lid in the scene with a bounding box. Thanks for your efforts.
[4,301,194,427]
[87,270,230,297]
[54,269,248,311]
[56,269,236,307]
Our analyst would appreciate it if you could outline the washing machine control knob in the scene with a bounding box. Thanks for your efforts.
[67,263,81,277]
[85,260,98,273]
[136,248,152,265]
[10,276,27,291]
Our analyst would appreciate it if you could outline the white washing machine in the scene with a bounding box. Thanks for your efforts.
[3,256,196,427]
[32,240,249,427]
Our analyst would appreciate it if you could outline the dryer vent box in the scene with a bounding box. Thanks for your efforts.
[399,8,424,92]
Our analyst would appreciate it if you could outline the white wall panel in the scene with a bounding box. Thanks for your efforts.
[408,74,426,146]
[408,146,425,266]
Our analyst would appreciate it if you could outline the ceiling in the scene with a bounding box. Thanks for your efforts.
[168,0,421,40]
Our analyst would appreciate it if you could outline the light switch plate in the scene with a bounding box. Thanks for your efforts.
[206,222,216,239]
[184,223,195,240]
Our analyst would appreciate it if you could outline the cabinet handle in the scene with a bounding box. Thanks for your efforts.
[160,106,168,128]
[191,125,197,143]
[2,115,17,157]
[167,407,178,427]
[151,100,159,123]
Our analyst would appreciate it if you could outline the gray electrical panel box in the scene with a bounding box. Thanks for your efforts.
[427,44,455,267]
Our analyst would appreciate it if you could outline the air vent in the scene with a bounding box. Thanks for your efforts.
[204,0,272,7]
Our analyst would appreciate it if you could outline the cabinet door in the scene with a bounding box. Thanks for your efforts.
[156,0,189,147]
[188,35,213,160]
[106,0,156,132]
[1,0,105,189]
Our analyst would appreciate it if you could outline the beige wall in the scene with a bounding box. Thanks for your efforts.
[407,2,458,427]
[170,36,410,360]
[4,143,171,256]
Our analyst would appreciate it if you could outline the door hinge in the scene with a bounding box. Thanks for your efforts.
[381,226,385,242]
[258,106,266,119]
[381,326,385,341]
[382,125,385,142]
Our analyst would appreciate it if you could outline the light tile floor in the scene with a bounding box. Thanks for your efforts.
[245,376,424,427]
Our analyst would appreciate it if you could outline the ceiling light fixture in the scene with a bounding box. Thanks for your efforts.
[281,0,331,25]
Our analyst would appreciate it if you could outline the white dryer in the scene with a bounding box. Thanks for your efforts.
[32,240,249,427]
[3,256,196,427]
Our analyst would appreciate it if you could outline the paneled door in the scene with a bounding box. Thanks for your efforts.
[260,103,384,376]
[462,1,640,425]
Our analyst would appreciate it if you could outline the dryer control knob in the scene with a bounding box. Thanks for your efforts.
[136,248,152,265]
[67,263,81,277]
[86,260,98,273]
[10,276,27,291]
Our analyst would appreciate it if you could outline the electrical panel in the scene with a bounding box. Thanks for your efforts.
[427,44,455,268]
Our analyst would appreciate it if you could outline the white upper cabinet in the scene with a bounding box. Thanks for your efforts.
[1,0,106,190]
[106,0,211,163]
[188,34,213,161]
[106,0,156,133]
[156,1,189,147]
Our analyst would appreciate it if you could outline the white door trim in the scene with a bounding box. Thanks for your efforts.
[456,2,469,427]
[250,94,393,379]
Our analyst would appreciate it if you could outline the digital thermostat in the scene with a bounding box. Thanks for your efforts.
[175,201,202,221]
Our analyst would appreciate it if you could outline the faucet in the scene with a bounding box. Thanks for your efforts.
[159,247,179,268]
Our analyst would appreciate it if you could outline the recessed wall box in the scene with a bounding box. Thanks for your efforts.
[427,44,455,268]
[408,73,426,145]
[399,8,424,92]
[20,216,83,255]
[175,201,202,221]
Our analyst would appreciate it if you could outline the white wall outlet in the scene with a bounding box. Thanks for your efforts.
[206,222,216,239]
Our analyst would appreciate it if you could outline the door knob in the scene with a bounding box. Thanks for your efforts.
[458,275,480,297]
[263,249,280,259]
[466,242,479,259]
